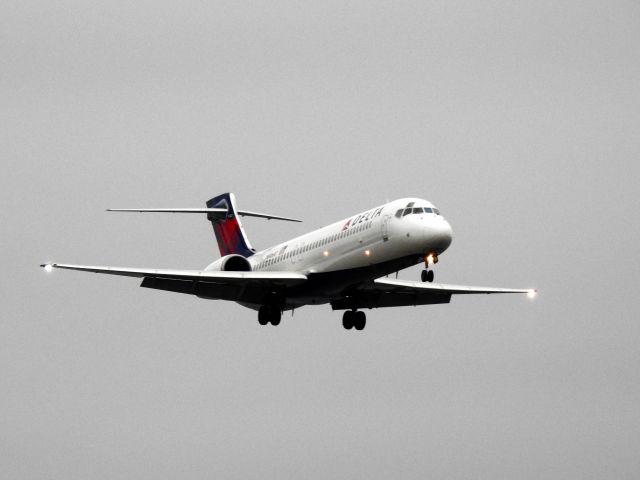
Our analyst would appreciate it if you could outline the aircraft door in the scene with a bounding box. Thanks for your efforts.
[381,214,391,241]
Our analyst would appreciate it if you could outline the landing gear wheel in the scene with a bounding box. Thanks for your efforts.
[258,305,281,326]
[421,269,434,282]
[343,311,366,330]
[354,311,366,330]
[270,308,281,326]
[258,306,269,325]
[342,311,354,330]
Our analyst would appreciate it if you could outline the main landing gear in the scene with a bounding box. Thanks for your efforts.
[421,253,438,283]
[342,310,366,330]
[258,305,281,326]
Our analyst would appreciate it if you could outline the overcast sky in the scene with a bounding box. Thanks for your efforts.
[3,0,640,478]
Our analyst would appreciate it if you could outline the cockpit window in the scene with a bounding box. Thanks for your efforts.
[406,202,415,208]
[397,206,440,218]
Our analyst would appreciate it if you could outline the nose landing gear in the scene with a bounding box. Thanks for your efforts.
[421,269,434,283]
[421,253,438,283]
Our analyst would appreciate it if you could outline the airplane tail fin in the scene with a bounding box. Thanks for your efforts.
[107,193,301,258]
[206,193,255,257]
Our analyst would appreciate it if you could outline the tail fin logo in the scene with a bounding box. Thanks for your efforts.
[206,193,255,257]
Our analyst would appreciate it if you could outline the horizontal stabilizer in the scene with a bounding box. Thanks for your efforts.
[107,208,302,222]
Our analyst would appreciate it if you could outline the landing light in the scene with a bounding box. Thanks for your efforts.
[44,264,53,273]
[426,254,434,265]
[527,289,537,299]
[364,250,371,256]
[323,251,329,257]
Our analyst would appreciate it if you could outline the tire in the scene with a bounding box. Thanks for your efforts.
[427,270,434,283]
[421,269,428,282]
[258,306,269,325]
[342,311,353,329]
[354,311,366,330]
[270,307,282,326]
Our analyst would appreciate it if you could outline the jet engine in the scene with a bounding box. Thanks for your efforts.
[204,254,252,272]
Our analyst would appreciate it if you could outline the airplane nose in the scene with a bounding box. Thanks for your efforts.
[425,218,453,254]
[441,219,453,251]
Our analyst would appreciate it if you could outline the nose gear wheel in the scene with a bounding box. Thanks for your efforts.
[421,269,434,282]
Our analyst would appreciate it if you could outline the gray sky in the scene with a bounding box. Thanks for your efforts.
[3,0,640,478]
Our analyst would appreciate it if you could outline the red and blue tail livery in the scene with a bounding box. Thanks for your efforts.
[206,193,255,258]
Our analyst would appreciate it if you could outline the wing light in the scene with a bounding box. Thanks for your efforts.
[44,264,53,273]
[527,289,537,299]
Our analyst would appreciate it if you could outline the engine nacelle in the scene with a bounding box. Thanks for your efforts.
[204,254,252,272]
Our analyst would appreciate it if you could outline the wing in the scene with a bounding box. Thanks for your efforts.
[330,278,535,310]
[41,263,307,304]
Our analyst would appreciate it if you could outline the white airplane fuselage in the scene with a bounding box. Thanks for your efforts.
[206,198,453,308]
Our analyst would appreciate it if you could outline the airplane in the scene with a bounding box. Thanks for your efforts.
[41,193,536,330]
